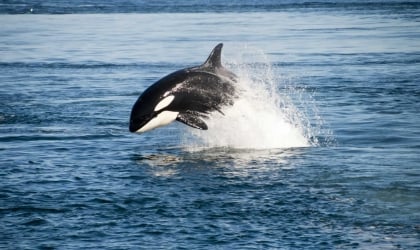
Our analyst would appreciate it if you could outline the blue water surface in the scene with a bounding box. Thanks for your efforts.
[1,1,419,249]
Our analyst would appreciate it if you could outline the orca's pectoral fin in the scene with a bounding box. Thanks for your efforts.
[176,113,208,130]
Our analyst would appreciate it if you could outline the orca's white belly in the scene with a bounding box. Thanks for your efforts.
[136,111,179,133]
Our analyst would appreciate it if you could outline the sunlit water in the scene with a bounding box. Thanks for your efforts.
[1,1,420,249]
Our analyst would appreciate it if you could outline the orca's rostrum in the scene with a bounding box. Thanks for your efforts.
[129,43,237,133]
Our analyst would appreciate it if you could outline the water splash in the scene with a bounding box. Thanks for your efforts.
[183,47,322,149]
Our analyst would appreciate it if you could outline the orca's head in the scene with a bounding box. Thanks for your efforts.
[129,94,177,133]
[129,99,156,133]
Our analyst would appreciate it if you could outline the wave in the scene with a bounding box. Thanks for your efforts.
[0,61,178,70]
[2,51,418,70]
[2,1,419,14]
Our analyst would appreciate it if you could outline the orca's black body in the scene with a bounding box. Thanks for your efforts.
[129,43,237,133]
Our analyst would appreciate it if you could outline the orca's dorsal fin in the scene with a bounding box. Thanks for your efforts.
[201,43,223,69]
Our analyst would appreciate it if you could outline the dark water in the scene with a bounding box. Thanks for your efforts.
[1,1,420,249]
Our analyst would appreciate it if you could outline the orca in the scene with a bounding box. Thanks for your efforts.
[129,43,237,133]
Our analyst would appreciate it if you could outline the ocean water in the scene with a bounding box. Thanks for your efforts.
[1,1,420,249]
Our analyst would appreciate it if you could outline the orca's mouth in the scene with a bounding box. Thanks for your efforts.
[129,113,158,133]
[129,116,151,133]
[129,120,142,133]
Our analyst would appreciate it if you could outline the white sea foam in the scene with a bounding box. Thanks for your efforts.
[183,48,321,149]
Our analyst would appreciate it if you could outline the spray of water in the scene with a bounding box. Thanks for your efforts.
[182,47,322,149]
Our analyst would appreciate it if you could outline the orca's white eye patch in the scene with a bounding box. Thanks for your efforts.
[154,95,175,112]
